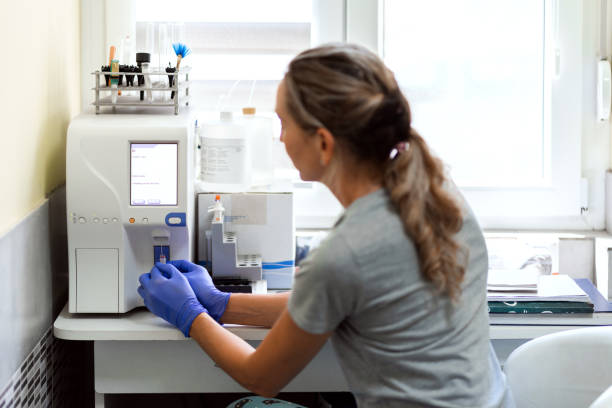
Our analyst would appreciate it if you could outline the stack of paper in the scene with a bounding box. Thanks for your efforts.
[487,273,592,303]
[487,269,539,292]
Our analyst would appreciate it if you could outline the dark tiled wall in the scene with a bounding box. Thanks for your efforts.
[0,329,53,408]
[0,328,93,408]
[0,187,94,407]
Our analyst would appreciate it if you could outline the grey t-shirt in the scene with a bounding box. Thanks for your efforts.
[288,188,513,408]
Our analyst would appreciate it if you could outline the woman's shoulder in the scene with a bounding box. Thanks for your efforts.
[303,228,355,270]
[296,229,363,290]
[335,192,416,257]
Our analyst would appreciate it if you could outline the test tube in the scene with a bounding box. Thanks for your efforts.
[142,62,152,103]
[172,23,186,45]
[144,22,155,55]
[136,53,150,101]
[157,23,170,71]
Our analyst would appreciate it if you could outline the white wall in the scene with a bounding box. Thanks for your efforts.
[0,0,80,391]
[0,0,81,235]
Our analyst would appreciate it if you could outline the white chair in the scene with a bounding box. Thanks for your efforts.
[504,326,612,408]
[589,385,612,408]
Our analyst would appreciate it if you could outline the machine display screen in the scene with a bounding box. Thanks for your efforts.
[130,143,178,206]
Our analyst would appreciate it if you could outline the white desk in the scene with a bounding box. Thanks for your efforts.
[54,304,349,400]
[54,305,612,404]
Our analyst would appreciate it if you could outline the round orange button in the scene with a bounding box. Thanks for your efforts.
[129,217,135,223]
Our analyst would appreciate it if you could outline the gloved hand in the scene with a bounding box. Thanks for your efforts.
[137,262,207,337]
[168,260,230,322]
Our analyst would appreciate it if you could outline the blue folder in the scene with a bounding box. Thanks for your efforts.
[574,279,612,312]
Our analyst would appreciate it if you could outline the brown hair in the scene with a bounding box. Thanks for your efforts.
[284,43,467,301]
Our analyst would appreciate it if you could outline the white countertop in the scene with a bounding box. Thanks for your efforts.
[54,304,612,342]
[53,304,269,341]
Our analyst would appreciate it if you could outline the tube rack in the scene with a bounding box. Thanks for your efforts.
[91,66,191,115]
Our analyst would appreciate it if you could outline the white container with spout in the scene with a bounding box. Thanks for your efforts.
[241,107,274,187]
[199,112,250,191]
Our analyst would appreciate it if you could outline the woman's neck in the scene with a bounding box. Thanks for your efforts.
[322,166,382,208]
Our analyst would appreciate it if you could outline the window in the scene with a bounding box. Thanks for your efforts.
[384,0,547,189]
[301,0,596,229]
[85,0,608,230]
[133,0,312,110]
[134,0,311,82]
[381,0,586,227]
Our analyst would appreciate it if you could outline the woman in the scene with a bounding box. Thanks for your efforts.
[138,43,514,408]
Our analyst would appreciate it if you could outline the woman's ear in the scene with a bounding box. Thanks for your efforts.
[314,127,335,166]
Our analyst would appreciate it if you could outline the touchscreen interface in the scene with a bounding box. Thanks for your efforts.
[130,143,178,206]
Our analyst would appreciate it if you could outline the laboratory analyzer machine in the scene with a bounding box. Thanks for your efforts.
[66,114,195,313]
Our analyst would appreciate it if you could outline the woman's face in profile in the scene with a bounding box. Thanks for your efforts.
[275,80,324,182]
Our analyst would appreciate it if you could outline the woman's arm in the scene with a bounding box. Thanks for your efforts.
[220,292,290,327]
[167,260,292,327]
[190,307,331,397]
[138,263,323,396]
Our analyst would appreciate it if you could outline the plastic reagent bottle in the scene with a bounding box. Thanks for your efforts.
[241,107,274,187]
[199,112,251,191]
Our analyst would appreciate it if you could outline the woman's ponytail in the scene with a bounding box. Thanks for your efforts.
[384,130,466,301]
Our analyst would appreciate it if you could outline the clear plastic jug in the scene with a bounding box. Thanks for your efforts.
[199,112,251,191]
[241,107,274,187]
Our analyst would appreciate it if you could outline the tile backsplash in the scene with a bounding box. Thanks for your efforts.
[0,327,92,408]
[0,187,93,407]
[0,328,54,408]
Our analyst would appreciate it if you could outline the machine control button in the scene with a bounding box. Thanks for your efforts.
[142,218,149,223]
[93,217,100,223]
[129,218,135,224]
[103,218,109,224]
[112,217,119,223]
[165,212,186,227]
[79,217,86,224]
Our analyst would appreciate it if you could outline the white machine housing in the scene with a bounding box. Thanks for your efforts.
[67,114,195,313]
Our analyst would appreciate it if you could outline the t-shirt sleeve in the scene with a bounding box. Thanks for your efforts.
[288,233,360,334]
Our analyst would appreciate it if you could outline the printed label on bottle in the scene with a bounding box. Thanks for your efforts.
[200,138,248,184]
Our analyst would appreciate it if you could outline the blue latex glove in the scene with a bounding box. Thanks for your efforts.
[137,262,207,337]
[168,260,230,322]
